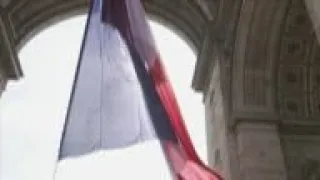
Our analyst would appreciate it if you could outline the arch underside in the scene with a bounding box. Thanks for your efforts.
[226,1,320,179]
[2,0,319,130]
[3,0,214,52]
[232,0,320,120]
[8,0,318,119]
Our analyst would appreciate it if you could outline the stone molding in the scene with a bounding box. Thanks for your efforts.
[0,13,22,80]
[277,0,320,119]
[192,0,242,93]
[282,135,320,180]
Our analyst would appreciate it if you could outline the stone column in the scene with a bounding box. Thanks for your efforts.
[204,61,242,180]
[194,27,243,180]
[194,29,288,180]
[235,120,287,180]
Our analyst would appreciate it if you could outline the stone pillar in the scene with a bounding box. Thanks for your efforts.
[194,22,288,180]
[235,120,287,180]
[194,27,243,180]
[204,61,242,180]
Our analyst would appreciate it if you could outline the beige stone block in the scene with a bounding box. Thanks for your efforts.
[236,122,287,180]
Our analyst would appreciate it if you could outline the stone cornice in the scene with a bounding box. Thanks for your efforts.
[229,112,320,136]
[230,112,280,131]
[192,0,243,92]
[0,13,22,79]
[280,119,320,136]
[192,21,216,92]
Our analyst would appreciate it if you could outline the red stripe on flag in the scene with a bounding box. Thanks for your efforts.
[149,56,224,180]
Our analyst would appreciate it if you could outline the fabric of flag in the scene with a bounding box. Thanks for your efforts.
[58,0,223,179]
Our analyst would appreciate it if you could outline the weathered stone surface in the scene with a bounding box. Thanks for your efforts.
[0,0,11,7]
[201,0,320,179]
[277,0,320,119]
[232,0,288,116]
[236,122,287,180]
[282,135,320,180]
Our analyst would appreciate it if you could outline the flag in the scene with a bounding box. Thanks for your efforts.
[58,0,223,179]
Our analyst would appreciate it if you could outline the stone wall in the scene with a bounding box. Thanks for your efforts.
[196,0,320,179]
[236,122,287,180]
[282,135,320,180]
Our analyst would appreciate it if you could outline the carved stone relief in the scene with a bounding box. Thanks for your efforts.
[277,0,320,118]
[232,0,288,115]
[241,0,277,108]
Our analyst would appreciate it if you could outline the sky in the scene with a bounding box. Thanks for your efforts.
[0,15,206,180]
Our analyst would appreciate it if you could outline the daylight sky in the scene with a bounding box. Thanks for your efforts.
[0,15,206,180]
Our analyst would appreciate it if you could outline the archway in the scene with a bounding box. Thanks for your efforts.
[0,14,207,180]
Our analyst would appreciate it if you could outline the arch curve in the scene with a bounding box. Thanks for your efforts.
[5,0,212,52]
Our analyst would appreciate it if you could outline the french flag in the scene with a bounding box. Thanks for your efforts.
[58,0,223,179]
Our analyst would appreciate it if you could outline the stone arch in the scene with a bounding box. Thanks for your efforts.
[229,1,320,178]
[3,0,215,53]
[277,0,320,119]
[231,0,287,118]
[277,2,320,179]
[232,0,320,119]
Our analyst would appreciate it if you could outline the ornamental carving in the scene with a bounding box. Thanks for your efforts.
[232,0,287,114]
[277,0,320,118]
[242,0,277,108]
